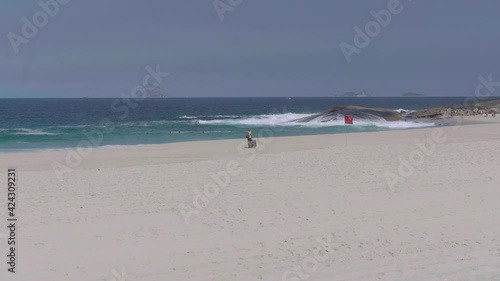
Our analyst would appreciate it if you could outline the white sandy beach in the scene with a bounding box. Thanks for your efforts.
[1,119,499,281]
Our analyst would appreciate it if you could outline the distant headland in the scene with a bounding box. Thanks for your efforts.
[334,91,371,97]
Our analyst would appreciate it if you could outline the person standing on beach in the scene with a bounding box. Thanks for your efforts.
[246,129,252,142]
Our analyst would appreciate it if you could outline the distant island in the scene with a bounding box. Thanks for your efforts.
[135,84,168,98]
[402,92,425,97]
[332,91,427,97]
[334,91,371,98]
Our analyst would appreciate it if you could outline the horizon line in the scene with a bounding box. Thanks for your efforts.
[1,96,498,99]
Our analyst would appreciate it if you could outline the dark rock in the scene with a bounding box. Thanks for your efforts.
[409,98,500,119]
[294,106,401,122]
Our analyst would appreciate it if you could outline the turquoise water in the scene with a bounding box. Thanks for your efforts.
[0,97,471,153]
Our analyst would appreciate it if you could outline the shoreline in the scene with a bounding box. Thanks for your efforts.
[1,117,499,172]
[0,115,497,156]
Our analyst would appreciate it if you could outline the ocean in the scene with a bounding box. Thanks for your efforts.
[0,97,470,153]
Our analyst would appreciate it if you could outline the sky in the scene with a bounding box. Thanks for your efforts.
[0,0,499,98]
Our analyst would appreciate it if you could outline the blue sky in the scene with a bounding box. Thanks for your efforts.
[1,0,499,97]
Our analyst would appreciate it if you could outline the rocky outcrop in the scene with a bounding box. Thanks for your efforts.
[294,106,401,123]
[292,98,500,124]
[409,98,500,119]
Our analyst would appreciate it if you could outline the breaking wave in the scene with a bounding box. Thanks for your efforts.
[197,112,433,129]
[3,129,60,136]
[179,115,240,119]
[394,108,416,113]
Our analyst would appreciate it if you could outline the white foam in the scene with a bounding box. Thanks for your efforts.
[198,113,434,129]
[212,115,240,118]
[13,129,59,136]
[180,115,240,119]
[394,108,416,113]
[56,125,91,129]
[198,113,312,126]
[354,120,434,129]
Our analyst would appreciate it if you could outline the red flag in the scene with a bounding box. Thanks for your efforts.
[344,115,353,124]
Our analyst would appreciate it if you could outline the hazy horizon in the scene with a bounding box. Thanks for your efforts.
[2,95,500,99]
[1,0,500,98]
